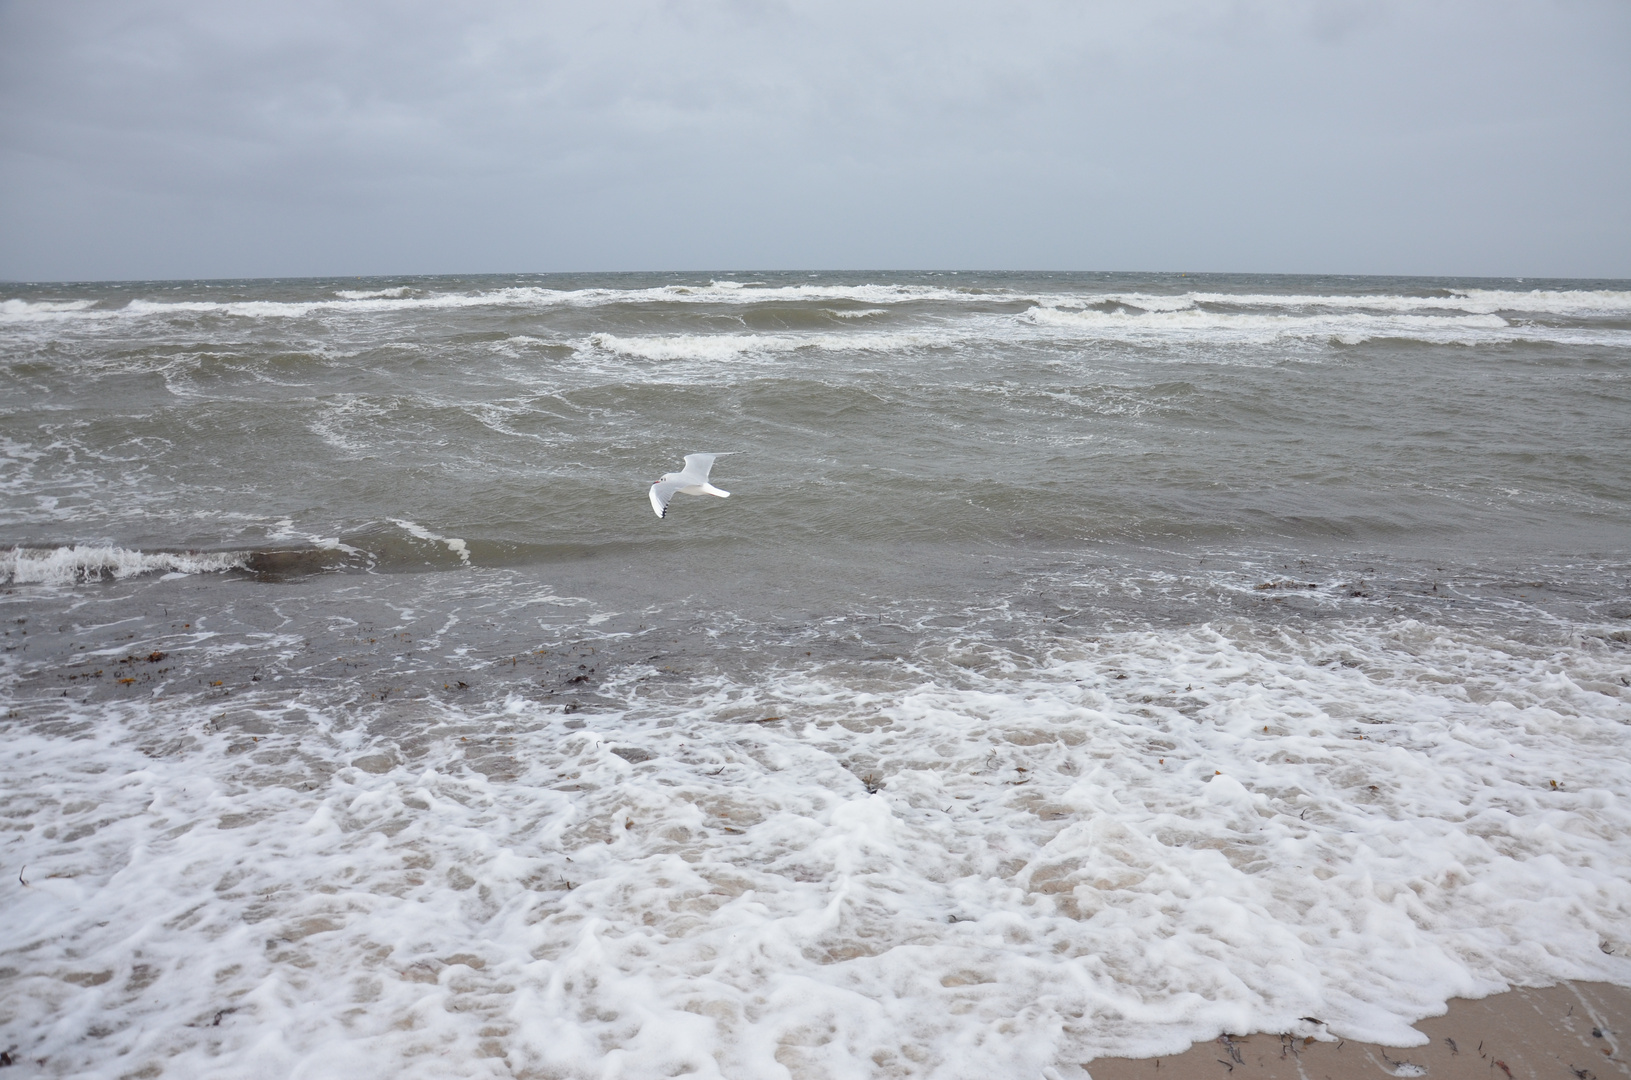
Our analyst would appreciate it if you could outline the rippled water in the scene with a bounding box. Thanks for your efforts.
[3,272,1630,1078]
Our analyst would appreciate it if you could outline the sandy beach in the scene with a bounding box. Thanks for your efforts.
[1088,981,1630,1080]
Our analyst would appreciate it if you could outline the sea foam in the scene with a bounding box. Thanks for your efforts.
[4,616,1628,1078]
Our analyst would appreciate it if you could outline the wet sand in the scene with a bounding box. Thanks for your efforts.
[1086,982,1629,1080]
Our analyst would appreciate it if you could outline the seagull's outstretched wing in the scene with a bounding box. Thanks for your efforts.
[649,479,684,518]
[682,453,717,481]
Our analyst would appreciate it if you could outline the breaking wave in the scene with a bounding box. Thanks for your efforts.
[1,545,245,584]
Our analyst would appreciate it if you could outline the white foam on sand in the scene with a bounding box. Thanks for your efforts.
[3,615,1629,1077]
[0,545,244,584]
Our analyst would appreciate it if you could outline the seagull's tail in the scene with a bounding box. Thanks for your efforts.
[700,484,730,498]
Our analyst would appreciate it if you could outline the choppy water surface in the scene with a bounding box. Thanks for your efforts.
[3,272,1630,1078]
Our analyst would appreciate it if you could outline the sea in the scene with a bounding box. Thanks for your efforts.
[2,272,1629,1079]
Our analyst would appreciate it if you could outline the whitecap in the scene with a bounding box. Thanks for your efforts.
[0,297,104,323]
[1016,303,1626,348]
[0,544,244,584]
[334,286,411,300]
[390,519,473,565]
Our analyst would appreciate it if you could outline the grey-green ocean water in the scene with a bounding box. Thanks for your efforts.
[3,273,1630,1079]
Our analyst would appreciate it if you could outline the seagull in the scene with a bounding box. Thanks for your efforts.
[649,453,731,518]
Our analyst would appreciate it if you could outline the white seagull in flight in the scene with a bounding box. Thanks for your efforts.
[649,453,731,518]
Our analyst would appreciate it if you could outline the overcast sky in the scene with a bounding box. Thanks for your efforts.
[1,0,1627,281]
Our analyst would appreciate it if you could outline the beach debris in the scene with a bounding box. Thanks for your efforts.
[1445,1037,1458,1054]
[1593,1028,1604,1038]
[147,651,165,662]
[1570,1067,1596,1080]
[1218,1035,1244,1065]
[212,1007,237,1026]
[1379,1050,1423,1075]
[1495,1060,1513,1078]
[862,772,884,794]
[0,1045,15,1067]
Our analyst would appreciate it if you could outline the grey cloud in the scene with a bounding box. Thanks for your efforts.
[1,0,1626,279]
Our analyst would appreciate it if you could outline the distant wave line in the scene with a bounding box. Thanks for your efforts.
[5,284,1631,326]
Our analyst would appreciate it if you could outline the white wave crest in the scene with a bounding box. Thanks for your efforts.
[0,545,244,584]
[334,286,411,300]
[8,282,1628,330]
[391,519,472,565]
[2,282,985,324]
[1095,289,1631,316]
[1017,304,1604,347]
[0,298,102,323]
[584,329,954,362]
[1450,288,1631,315]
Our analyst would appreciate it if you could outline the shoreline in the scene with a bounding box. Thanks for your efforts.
[1085,981,1630,1079]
